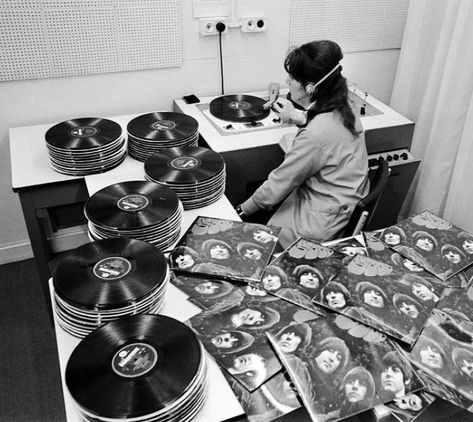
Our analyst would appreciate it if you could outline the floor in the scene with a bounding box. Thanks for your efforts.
[0,258,66,422]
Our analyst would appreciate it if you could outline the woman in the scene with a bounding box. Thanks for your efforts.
[237,40,369,248]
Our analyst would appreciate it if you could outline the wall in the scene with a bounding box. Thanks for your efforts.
[0,0,401,264]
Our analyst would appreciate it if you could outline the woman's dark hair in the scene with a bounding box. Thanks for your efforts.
[284,40,359,137]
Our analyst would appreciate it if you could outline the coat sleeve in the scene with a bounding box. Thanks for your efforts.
[241,127,328,213]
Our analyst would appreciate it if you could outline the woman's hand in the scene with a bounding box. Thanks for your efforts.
[272,97,307,125]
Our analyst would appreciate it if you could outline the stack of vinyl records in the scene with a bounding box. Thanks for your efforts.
[66,314,209,422]
[127,112,199,162]
[45,118,126,176]
[84,181,183,251]
[144,146,226,210]
[52,238,169,338]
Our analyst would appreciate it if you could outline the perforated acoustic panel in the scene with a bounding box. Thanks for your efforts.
[290,0,409,52]
[0,0,182,81]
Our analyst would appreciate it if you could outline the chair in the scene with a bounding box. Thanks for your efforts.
[341,159,390,237]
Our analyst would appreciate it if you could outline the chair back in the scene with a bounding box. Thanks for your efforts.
[341,159,390,237]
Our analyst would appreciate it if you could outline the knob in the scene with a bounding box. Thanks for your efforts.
[225,124,234,130]
[386,155,393,161]
[368,158,378,167]
[272,117,281,123]
[401,152,409,160]
[393,154,399,160]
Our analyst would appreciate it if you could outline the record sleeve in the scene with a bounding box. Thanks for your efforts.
[187,280,322,392]
[374,210,473,281]
[267,314,423,422]
[169,218,281,284]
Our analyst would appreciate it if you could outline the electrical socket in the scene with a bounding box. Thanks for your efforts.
[199,18,229,36]
[241,16,266,32]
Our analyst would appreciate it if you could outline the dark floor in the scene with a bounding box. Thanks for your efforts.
[1,258,473,422]
[0,258,65,422]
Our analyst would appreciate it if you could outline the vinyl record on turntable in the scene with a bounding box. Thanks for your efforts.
[65,314,208,420]
[209,94,270,123]
[53,238,167,308]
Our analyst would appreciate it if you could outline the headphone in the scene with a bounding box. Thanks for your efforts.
[304,63,341,96]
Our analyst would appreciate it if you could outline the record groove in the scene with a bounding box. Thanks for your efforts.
[209,94,270,123]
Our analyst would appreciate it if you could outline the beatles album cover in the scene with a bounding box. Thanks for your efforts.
[309,251,437,346]
[381,390,435,422]
[374,210,473,281]
[254,238,347,314]
[222,369,305,422]
[169,217,281,283]
[267,314,423,422]
[187,282,322,392]
[329,236,368,258]
[436,282,473,324]
[407,308,473,410]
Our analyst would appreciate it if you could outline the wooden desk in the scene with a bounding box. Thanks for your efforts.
[10,116,239,321]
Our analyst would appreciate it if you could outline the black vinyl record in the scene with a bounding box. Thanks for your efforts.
[144,146,224,185]
[53,238,167,308]
[209,94,270,122]
[65,314,202,419]
[85,181,180,230]
[45,118,122,149]
[127,112,198,141]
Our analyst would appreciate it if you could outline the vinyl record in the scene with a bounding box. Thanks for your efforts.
[45,118,122,149]
[53,238,167,308]
[209,94,270,123]
[85,181,180,230]
[66,314,202,419]
[127,112,198,141]
[144,146,224,185]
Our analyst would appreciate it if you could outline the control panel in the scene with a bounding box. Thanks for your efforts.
[368,148,415,168]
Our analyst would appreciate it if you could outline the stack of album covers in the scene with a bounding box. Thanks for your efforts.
[407,308,473,412]
[267,314,424,422]
[169,218,281,283]
[66,314,209,421]
[52,238,169,337]
[184,276,323,391]
[144,146,226,210]
[127,112,199,162]
[253,238,347,312]
[45,117,126,176]
[374,210,473,282]
[84,180,183,251]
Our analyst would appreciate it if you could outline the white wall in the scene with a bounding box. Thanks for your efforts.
[0,0,401,263]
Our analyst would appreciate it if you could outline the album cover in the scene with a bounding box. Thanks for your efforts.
[169,217,281,283]
[407,308,473,411]
[436,281,473,323]
[222,370,304,422]
[187,283,322,392]
[374,210,473,281]
[267,314,423,422]
[329,236,368,258]
[254,238,346,314]
[381,390,435,422]
[306,251,439,345]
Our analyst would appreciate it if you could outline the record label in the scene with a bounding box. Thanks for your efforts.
[117,194,150,212]
[229,100,251,110]
[70,126,98,138]
[171,156,199,170]
[151,120,176,131]
[111,342,158,378]
[93,257,132,280]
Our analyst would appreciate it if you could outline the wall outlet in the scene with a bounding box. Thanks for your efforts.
[241,16,266,32]
[199,18,229,36]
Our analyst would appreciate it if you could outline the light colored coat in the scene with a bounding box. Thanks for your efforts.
[242,110,369,248]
